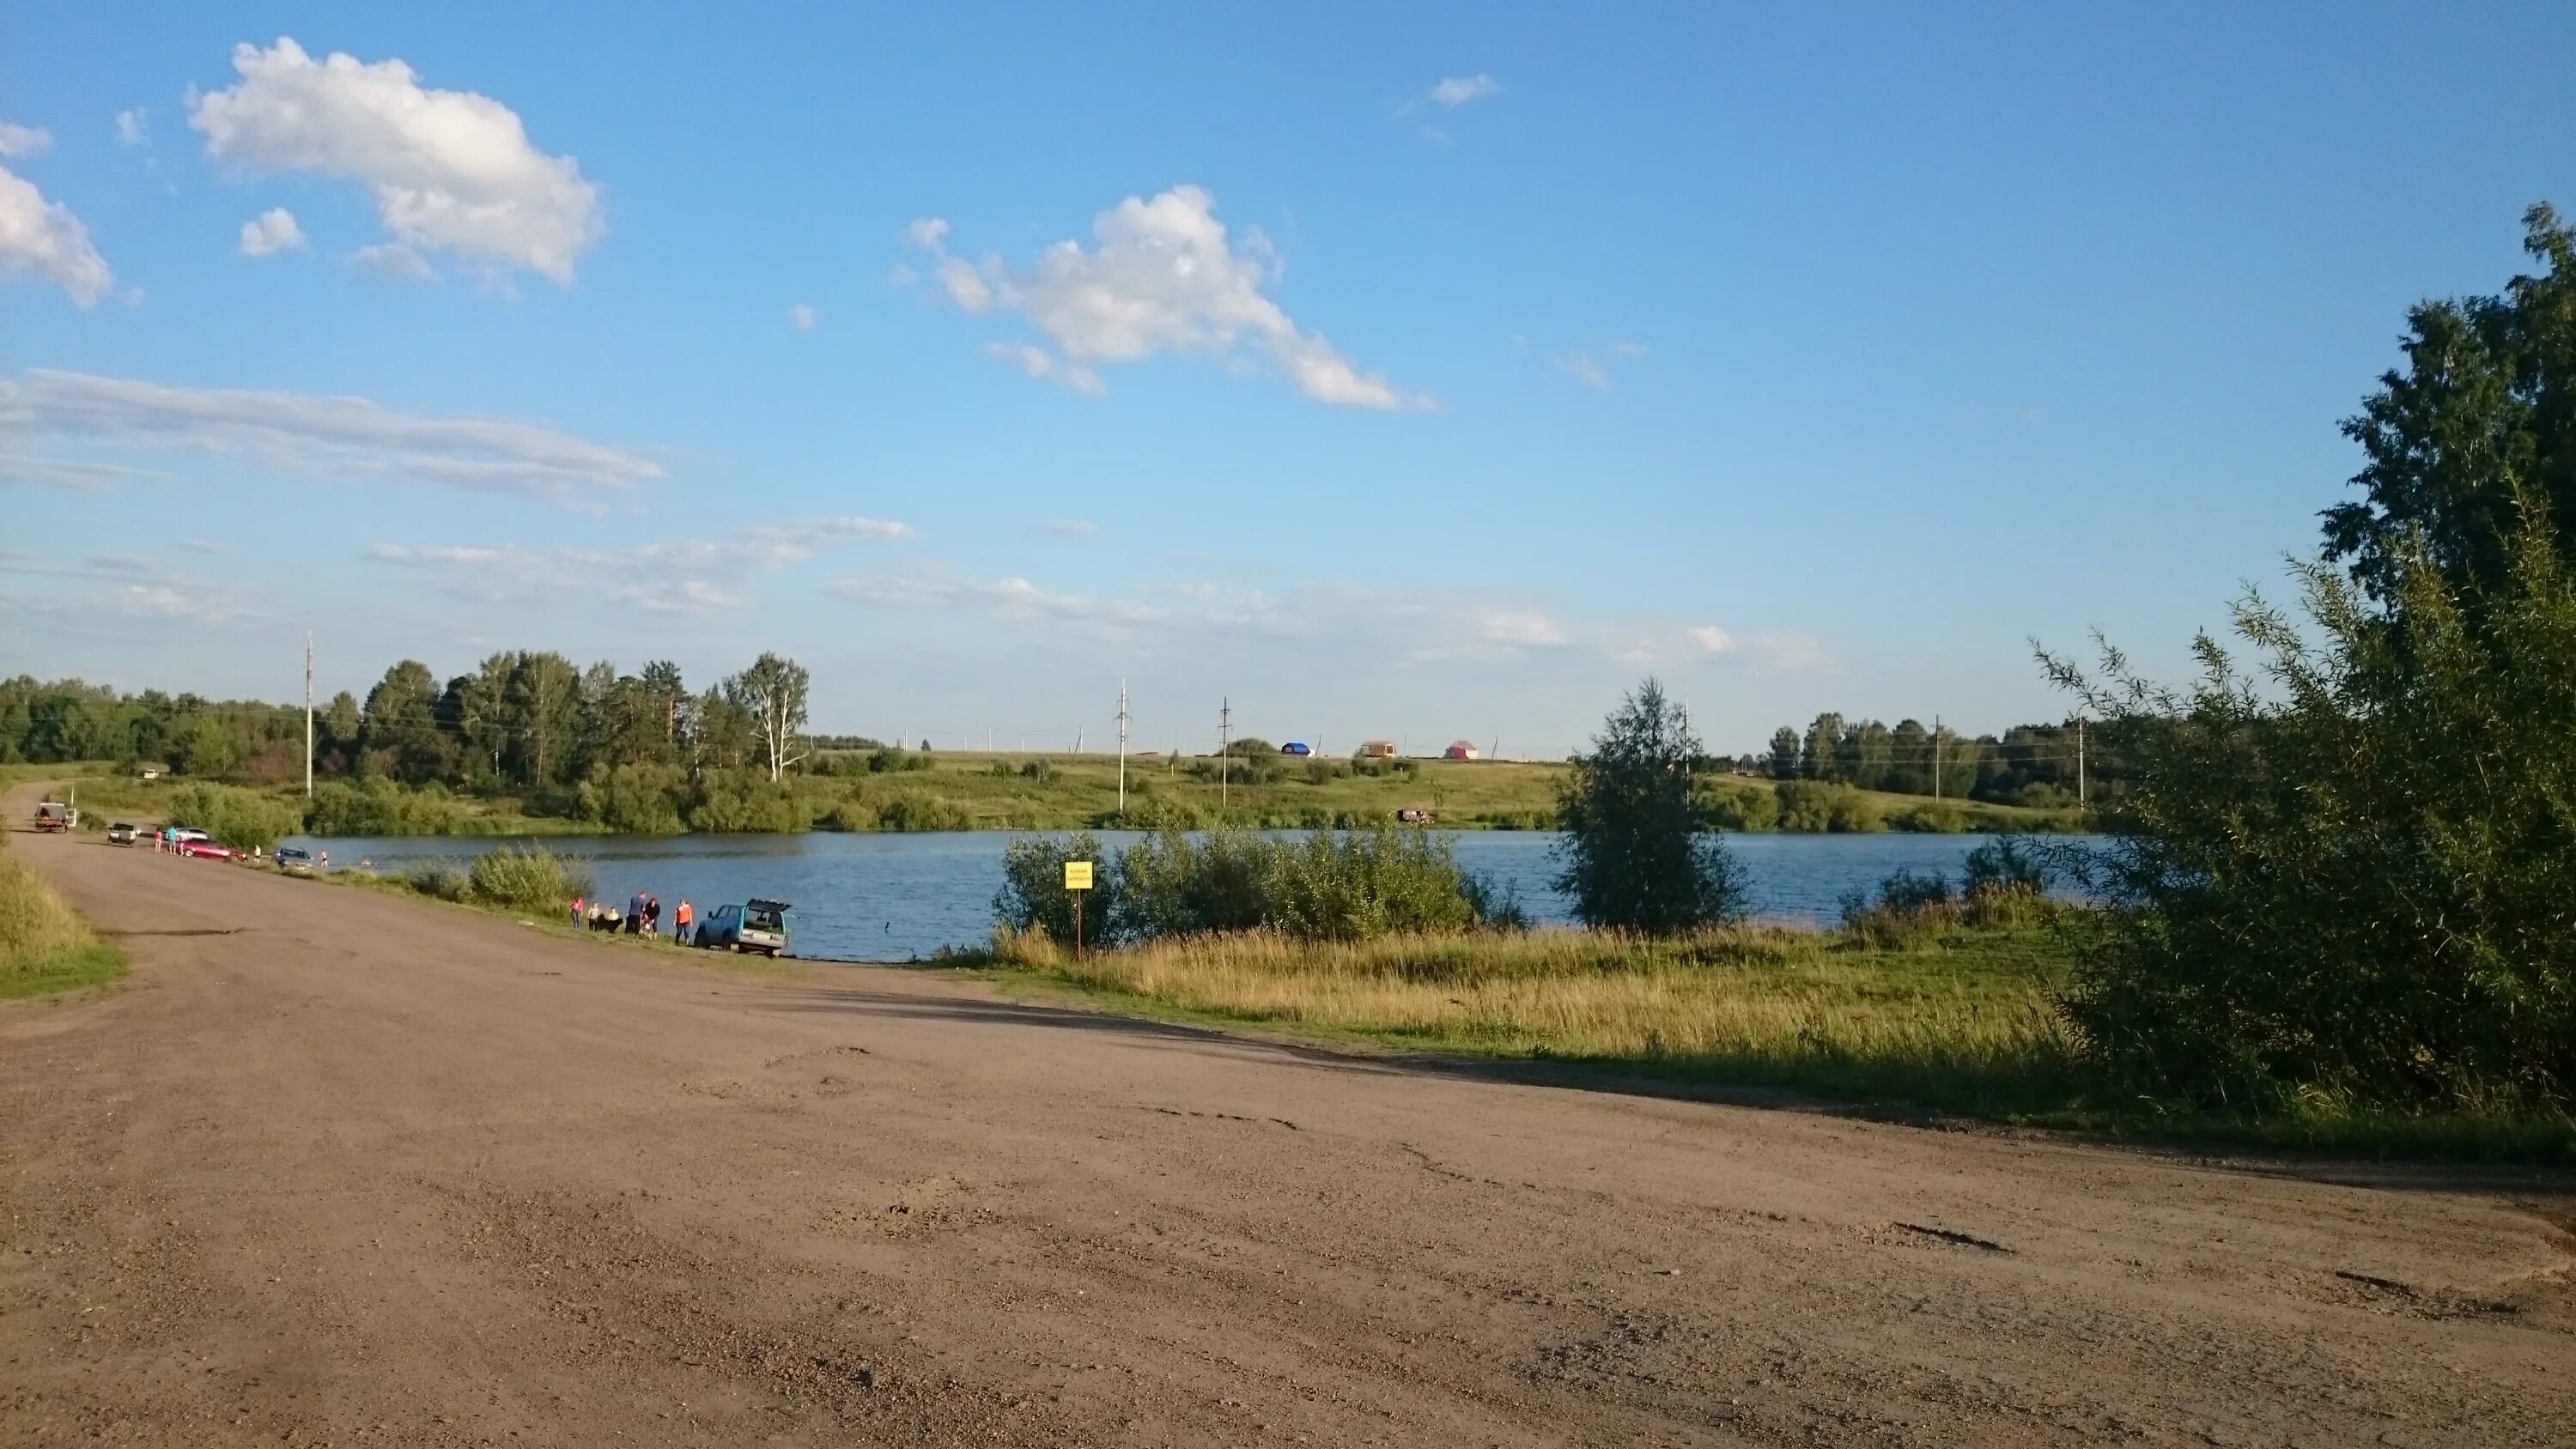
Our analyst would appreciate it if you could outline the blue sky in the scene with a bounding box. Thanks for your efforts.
[5,3,2573,755]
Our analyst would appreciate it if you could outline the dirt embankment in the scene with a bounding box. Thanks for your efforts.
[3,790,2570,1446]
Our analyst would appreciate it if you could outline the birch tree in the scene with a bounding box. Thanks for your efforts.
[724,652,810,782]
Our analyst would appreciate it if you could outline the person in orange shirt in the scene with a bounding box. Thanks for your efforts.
[674,898,693,946]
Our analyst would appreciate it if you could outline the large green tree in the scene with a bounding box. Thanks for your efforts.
[2324,203,2576,601]
[724,652,811,783]
[2057,206,2576,1114]
[1552,678,1747,933]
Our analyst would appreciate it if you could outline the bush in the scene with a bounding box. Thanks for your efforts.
[824,795,880,832]
[163,781,304,853]
[2049,512,2576,1115]
[465,845,592,910]
[576,764,687,834]
[404,858,471,902]
[877,793,972,832]
[1259,827,1489,941]
[1699,782,1779,832]
[993,832,1121,947]
[307,778,470,835]
[1002,825,1516,945]
[684,776,804,833]
[867,748,930,774]
[1774,779,1881,834]
[1888,801,1967,833]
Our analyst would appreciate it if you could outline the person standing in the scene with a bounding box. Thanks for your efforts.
[674,898,693,946]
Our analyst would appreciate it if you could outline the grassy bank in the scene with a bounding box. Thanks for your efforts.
[957,925,2575,1161]
[0,847,127,999]
[29,756,2082,839]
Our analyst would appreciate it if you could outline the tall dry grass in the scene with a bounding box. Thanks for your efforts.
[987,923,2080,1110]
[0,850,125,997]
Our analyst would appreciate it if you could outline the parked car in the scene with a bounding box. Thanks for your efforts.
[167,825,210,846]
[178,840,234,861]
[1279,741,1312,756]
[106,822,137,846]
[274,846,318,876]
[696,898,790,957]
[1395,807,1434,824]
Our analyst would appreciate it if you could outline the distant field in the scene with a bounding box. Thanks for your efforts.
[15,753,2082,836]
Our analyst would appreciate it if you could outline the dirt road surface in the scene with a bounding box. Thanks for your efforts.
[4,806,2572,1446]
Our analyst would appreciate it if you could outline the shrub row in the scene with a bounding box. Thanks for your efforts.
[994,826,1522,947]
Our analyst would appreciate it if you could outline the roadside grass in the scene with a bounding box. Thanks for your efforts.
[947,924,2576,1162]
[0,846,127,1000]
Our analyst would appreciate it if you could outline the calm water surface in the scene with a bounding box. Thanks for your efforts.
[280,830,2096,962]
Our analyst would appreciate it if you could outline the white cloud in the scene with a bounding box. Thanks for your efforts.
[1032,517,1099,538]
[788,302,817,330]
[0,122,54,158]
[908,186,1428,409]
[188,37,603,282]
[364,516,908,614]
[115,109,149,147]
[1428,75,1502,107]
[353,241,435,281]
[1476,609,1569,647]
[831,561,1828,676]
[0,455,173,489]
[238,206,306,257]
[982,341,1103,395]
[0,369,663,503]
[935,255,991,312]
[1558,341,1645,391]
[1558,353,1610,390]
[0,165,113,305]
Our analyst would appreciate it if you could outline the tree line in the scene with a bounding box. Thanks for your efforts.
[1749,714,2125,807]
[0,652,812,830]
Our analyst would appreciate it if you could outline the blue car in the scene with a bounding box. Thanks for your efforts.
[1280,742,1312,756]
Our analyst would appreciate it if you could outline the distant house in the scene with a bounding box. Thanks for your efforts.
[1280,742,1312,756]
[1358,739,1400,759]
[1443,740,1479,761]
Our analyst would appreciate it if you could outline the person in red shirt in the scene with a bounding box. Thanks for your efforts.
[674,899,694,946]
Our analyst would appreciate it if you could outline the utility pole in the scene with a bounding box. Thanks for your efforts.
[1116,679,1130,816]
[2077,716,2087,812]
[1933,713,1942,802]
[303,632,314,798]
[1218,696,1231,809]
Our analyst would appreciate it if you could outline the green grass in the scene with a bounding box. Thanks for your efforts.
[0,846,127,1000]
[797,752,2079,834]
[947,923,2575,1162]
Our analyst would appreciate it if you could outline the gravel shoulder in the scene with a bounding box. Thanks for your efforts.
[3,791,2572,1446]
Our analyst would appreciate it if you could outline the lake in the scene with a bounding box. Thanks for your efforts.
[280,830,2098,962]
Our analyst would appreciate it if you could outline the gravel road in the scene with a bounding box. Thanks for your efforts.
[3,802,2571,1446]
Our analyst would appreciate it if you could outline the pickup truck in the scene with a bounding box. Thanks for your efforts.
[33,802,74,833]
[696,898,790,957]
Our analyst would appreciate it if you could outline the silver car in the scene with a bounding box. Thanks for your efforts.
[697,898,790,957]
